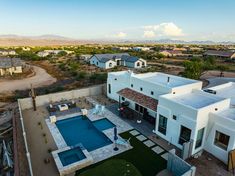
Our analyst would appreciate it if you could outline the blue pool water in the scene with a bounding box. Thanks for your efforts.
[58,147,86,166]
[56,116,113,151]
[92,118,115,131]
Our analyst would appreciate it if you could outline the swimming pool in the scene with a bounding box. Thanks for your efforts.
[92,118,115,131]
[56,116,113,151]
[58,147,86,166]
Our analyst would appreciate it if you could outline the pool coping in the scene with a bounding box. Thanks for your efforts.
[46,102,134,175]
[52,146,93,176]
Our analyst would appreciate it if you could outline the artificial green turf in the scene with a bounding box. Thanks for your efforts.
[77,131,167,176]
[79,159,142,176]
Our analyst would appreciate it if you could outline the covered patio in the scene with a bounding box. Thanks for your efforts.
[117,88,158,125]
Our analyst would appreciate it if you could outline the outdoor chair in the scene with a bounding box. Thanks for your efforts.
[116,137,131,147]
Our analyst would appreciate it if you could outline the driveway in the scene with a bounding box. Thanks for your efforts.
[201,70,235,88]
[0,65,56,93]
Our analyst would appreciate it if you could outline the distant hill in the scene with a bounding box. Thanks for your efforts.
[0,35,234,46]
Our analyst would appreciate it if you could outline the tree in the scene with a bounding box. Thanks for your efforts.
[182,60,203,79]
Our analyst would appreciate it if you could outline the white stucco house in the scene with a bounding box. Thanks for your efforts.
[107,70,235,164]
[37,50,73,57]
[89,53,147,69]
[0,58,23,76]
[0,50,16,56]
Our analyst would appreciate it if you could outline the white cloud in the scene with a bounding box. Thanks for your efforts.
[143,22,184,37]
[114,32,127,38]
[143,30,156,38]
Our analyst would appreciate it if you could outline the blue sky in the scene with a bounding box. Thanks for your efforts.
[0,0,235,41]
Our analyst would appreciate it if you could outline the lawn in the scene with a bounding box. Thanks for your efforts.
[77,131,167,176]
[79,159,142,176]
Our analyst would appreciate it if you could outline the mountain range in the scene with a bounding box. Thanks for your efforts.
[0,34,234,46]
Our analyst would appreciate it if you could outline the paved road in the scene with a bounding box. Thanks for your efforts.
[205,77,235,88]
[0,65,57,93]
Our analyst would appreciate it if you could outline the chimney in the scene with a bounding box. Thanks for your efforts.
[167,76,170,83]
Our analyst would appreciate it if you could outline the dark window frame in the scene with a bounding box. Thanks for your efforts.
[158,115,167,135]
[214,131,230,151]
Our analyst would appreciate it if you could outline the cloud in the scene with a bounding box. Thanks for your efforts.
[143,30,156,38]
[114,32,127,38]
[143,22,184,37]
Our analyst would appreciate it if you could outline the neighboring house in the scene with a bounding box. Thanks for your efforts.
[37,50,73,57]
[173,47,187,52]
[0,50,16,56]
[90,53,147,69]
[0,58,23,76]
[121,55,147,68]
[107,70,235,164]
[132,47,151,51]
[79,54,92,62]
[204,50,235,59]
[159,50,183,57]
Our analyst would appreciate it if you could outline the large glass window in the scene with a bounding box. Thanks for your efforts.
[195,128,205,149]
[179,126,191,145]
[158,115,167,135]
[214,131,230,151]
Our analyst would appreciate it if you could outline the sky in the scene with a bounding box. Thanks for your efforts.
[0,0,235,41]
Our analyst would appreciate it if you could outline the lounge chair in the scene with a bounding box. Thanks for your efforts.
[98,105,105,115]
[116,137,131,147]
[92,104,100,114]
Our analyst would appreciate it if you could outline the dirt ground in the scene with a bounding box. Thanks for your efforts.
[0,65,56,93]
[201,70,235,79]
[187,151,233,176]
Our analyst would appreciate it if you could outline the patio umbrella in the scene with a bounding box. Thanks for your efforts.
[113,127,119,151]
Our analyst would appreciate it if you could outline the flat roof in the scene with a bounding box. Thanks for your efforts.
[133,72,199,88]
[209,82,235,105]
[217,108,235,121]
[170,90,225,109]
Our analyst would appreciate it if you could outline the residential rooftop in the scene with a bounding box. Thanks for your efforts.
[208,82,235,106]
[204,50,235,57]
[216,108,235,121]
[0,58,22,68]
[170,90,226,109]
[133,72,200,88]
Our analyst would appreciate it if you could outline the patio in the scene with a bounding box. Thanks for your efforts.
[106,103,181,155]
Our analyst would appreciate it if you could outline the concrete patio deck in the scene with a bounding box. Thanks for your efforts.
[106,103,181,155]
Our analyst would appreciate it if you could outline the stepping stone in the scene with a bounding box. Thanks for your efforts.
[136,135,147,141]
[152,146,164,154]
[129,130,140,136]
[144,140,155,147]
[161,153,169,160]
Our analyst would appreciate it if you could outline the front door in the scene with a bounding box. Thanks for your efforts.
[179,125,191,145]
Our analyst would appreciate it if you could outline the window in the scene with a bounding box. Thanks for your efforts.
[173,115,177,120]
[158,115,167,135]
[195,128,205,149]
[131,84,133,88]
[135,104,139,111]
[179,126,191,145]
[96,61,99,65]
[108,84,111,94]
[114,78,117,81]
[137,62,140,67]
[122,97,125,101]
[151,91,154,95]
[109,62,112,67]
[214,131,230,150]
[135,104,144,114]
[140,87,143,91]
